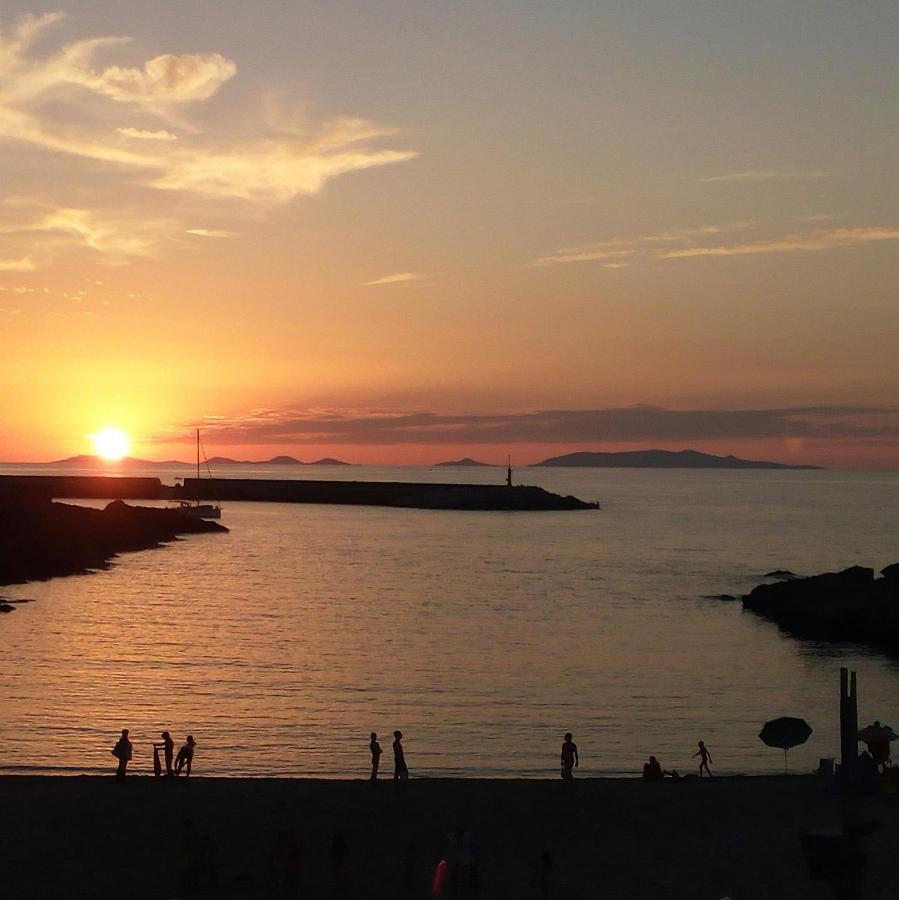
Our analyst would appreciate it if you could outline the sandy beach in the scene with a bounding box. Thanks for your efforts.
[2,775,898,899]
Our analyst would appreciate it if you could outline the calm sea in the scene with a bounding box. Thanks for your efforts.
[2,463,897,778]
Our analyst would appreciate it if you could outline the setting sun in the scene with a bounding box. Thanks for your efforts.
[89,427,131,461]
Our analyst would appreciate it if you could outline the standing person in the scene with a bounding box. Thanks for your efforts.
[393,730,409,780]
[175,734,196,777]
[560,732,578,780]
[154,731,175,777]
[693,740,713,777]
[369,732,382,782]
[111,728,132,780]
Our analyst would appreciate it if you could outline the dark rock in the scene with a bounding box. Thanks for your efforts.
[740,564,899,655]
[764,570,801,580]
[0,495,227,589]
[881,563,899,582]
[0,603,14,613]
[705,594,737,602]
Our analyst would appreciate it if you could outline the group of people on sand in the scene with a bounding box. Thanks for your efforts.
[369,730,408,781]
[111,728,196,779]
[642,741,713,781]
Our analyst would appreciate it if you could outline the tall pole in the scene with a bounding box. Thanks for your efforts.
[196,428,200,499]
[840,667,858,784]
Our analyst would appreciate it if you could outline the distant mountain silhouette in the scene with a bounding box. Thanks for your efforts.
[43,454,351,468]
[434,457,493,467]
[46,455,189,468]
[205,455,350,466]
[533,449,822,469]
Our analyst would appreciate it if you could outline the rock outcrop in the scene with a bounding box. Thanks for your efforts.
[738,564,899,653]
[0,495,227,588]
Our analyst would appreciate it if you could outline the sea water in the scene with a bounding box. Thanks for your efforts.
[1,465,897,778]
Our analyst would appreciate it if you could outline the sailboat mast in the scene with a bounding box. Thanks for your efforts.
[196,429,200,494]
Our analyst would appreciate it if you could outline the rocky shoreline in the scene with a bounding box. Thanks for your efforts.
[728,563,899,654]
[0,495,227,598]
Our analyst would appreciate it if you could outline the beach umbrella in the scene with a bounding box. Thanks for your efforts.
[759,717,813,773]
[857,724,898,744]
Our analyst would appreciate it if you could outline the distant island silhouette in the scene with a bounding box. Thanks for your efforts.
[434,458,493,467]
[42,454,351,468]
[532,449,821,469]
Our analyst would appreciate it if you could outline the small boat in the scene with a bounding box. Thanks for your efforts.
[173,499,221,520]
[174,429,222,519]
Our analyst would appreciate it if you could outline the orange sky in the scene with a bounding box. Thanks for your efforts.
[1,5,897,468]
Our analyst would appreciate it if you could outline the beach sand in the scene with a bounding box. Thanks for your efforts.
[1,775,897,899]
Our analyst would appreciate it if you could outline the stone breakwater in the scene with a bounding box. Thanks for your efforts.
[0,474,600,511]
[0,495,227,590]
[732,564,899,654]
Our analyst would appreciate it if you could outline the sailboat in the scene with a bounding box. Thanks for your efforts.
[174,429,222,519]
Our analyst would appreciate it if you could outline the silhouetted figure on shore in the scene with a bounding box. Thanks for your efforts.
[154,731,174,777]
[561,732,578,779]
[271,828,302,898]
[370,732,382,782]
[111,728,132,780]
[694,740,713,777]
[329,831,349,897]
[393,730,408,780]
[643,755,664,781]
[176,734,196,776]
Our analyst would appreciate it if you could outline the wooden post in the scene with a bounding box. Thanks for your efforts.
[840,667,858,783]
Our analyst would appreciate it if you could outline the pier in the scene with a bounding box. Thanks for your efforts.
[0,474,599,512]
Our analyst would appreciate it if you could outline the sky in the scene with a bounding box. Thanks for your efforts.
[0,1,897,467]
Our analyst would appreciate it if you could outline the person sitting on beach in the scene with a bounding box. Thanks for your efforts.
[154,731,175,776]
[370,732,382,782]
[175,734,196,776]
[111,728,132,780]
[561,732,579,780]
[393,730,409,780]
[693,740,713,777]
[643,755,664,781]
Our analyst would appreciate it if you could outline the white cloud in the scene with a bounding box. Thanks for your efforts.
[186,228,238,238]
[0,12,418,211]
[700,169,833,183]
[535,225,899,268]
[117,127,178,141]
[364,272,424,286]
[660,227,899,259]
[0,256,35,271]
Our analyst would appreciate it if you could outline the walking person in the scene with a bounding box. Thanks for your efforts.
[175,734,196,777]
[393,730,409,781]
[560,732,578,780]
[370,732,382,782]
[111,728,132,780]
[693,740,713,777]
[154,731,175,777]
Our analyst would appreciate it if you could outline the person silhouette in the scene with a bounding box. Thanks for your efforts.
[643,755,664,781]
[693,740,713,777]
[370,732,382,782]
[111,728,132,780]
[560,732,578,780]
[393,730,409,780]
[154,731,175,777]
[175,734,196,776]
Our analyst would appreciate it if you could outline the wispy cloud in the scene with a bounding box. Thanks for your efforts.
[700,169,833,183]
[161,405,899,447]
[117,127,177,141]
[660,227,899,259]
[535,224,899,268]
[363,272,424,286]
[0,203,177,265]
[186,228,239,238]
[0,256,35,271]
[0,11,418,266]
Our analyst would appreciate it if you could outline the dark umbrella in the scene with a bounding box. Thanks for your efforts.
[759,717,813,773]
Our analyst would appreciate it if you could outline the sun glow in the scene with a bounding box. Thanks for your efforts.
[89,427,131,461]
